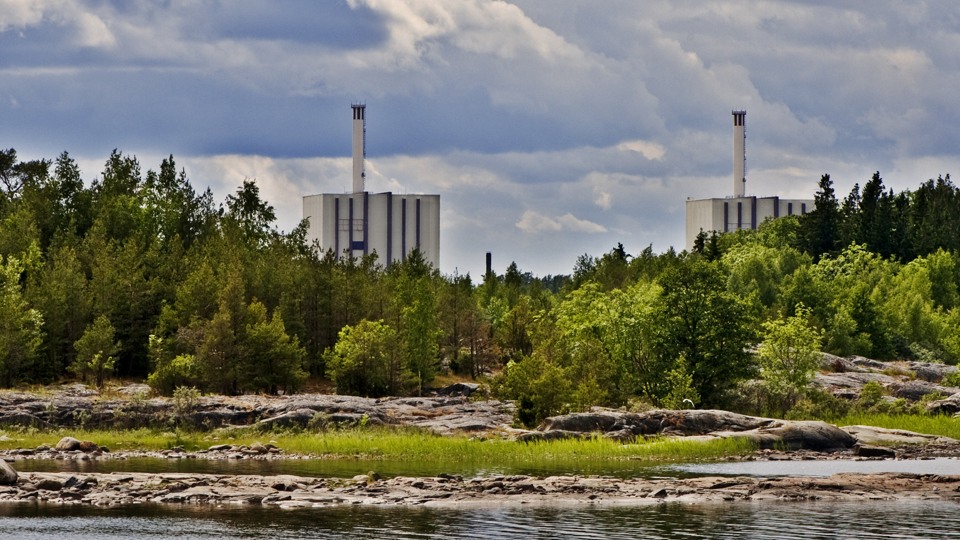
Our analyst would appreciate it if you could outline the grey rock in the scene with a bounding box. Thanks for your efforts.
[855,445,897,458]
[889,380,949,401]
[0,460,17,485]
[540,412,623,433]
[603,428,637,442]
[926,393,960,415]
[759,420,856,451]
[255,408,320,429]
[435,383,480,397]
[55,437,82,452]
[34,478,63,491]
[516,430,584,443]
[537,410,854,452]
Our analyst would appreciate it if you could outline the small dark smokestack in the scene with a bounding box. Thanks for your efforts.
[485,252,492,276]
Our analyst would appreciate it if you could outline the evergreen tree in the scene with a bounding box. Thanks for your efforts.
[799,174,841,259]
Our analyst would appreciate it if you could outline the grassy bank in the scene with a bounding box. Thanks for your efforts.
[0,427,755,466]
[835,413,960,440]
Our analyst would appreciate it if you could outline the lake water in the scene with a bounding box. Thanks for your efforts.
[13,455,960,479]
[7,458,960,538]
[1,500,959,539]
[668,457,960,477]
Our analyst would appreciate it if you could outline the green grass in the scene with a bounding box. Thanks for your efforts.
[0,426,756,467]
[834,413,960,440]
[263,429,756,464]
[0,428,205,452]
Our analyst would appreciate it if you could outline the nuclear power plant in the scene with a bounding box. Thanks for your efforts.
[302,104,441,268]
[684,110,814,249]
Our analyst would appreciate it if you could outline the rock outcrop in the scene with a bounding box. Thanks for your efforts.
[0,460,17,485]
[3,470,960,507]
[530,409,856,451]
[815,354,960,401]
[0,387,516,436]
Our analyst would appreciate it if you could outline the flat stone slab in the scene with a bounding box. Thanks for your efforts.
[843,425,958,446]
[5,471,960,507]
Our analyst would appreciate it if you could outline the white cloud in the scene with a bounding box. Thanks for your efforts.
[617,139,666,161]
[515,210,606,234]
[0,0,48,30]
[74,10,115,48]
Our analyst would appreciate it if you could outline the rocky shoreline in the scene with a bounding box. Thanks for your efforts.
[1,431,959,508]
[3,469,960,508]
[1,352,960,508]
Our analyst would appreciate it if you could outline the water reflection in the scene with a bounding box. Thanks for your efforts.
[14,455,960,481]
[8,456,671,480]
[1,501,959,539]
[669,457,960,477]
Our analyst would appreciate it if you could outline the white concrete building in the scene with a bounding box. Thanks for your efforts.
[303,104,440,268]
[302,191,440,267]
[684,110,814,249]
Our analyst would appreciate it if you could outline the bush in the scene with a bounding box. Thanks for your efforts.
[324,320,410,397]
[785,388,850,421]
[495,355,571,428]
[942,370,960,388]
[171,385,201,428]
[71,315,120,388]
[148,353,203,396]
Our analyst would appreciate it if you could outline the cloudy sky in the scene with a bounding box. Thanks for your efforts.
[2,1,958,278]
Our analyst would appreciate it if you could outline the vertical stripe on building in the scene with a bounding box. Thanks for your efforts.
[415,198,422,250]
[386,192,392,267]
[348,196,354,253]
[363,192,369,255]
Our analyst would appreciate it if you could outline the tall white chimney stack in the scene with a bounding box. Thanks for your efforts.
[732,109,746,197]
[352,103,366,193]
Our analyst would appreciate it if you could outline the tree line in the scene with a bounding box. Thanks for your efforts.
[1,148,959,425]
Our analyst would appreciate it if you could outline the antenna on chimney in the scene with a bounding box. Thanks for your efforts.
[732,109,746,197]
[352,103,366,193]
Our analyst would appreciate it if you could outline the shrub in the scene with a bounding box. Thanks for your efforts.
[171,385,201,428]
[324,320,410,397]
[71,315,120,388]
[148,353,203,396]
[495,355,571,428]
[786,388,850,421]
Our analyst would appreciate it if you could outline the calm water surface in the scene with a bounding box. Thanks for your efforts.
[669,457,960,477]
[0,500,958,539]
[13,456,960,479]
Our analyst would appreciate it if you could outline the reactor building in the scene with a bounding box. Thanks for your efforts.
[302,104,440,268]
[684,110,815,250]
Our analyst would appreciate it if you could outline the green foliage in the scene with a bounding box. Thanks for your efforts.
[496,355,571,428]
[6,146,960,413]
[239,301,307,394]
[147,353,202,396]
[171,385,201,427]
[660,356,699,410]
[71,315,120,388]
[551,280,661,407]
[784,388,850,420]
[757,304,823,396]
[324,320,407,397]
[942,370,960,388]
[0,254,44,386]
[653,259,757,407]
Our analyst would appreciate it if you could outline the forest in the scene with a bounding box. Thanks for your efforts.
[1,148,959,425]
